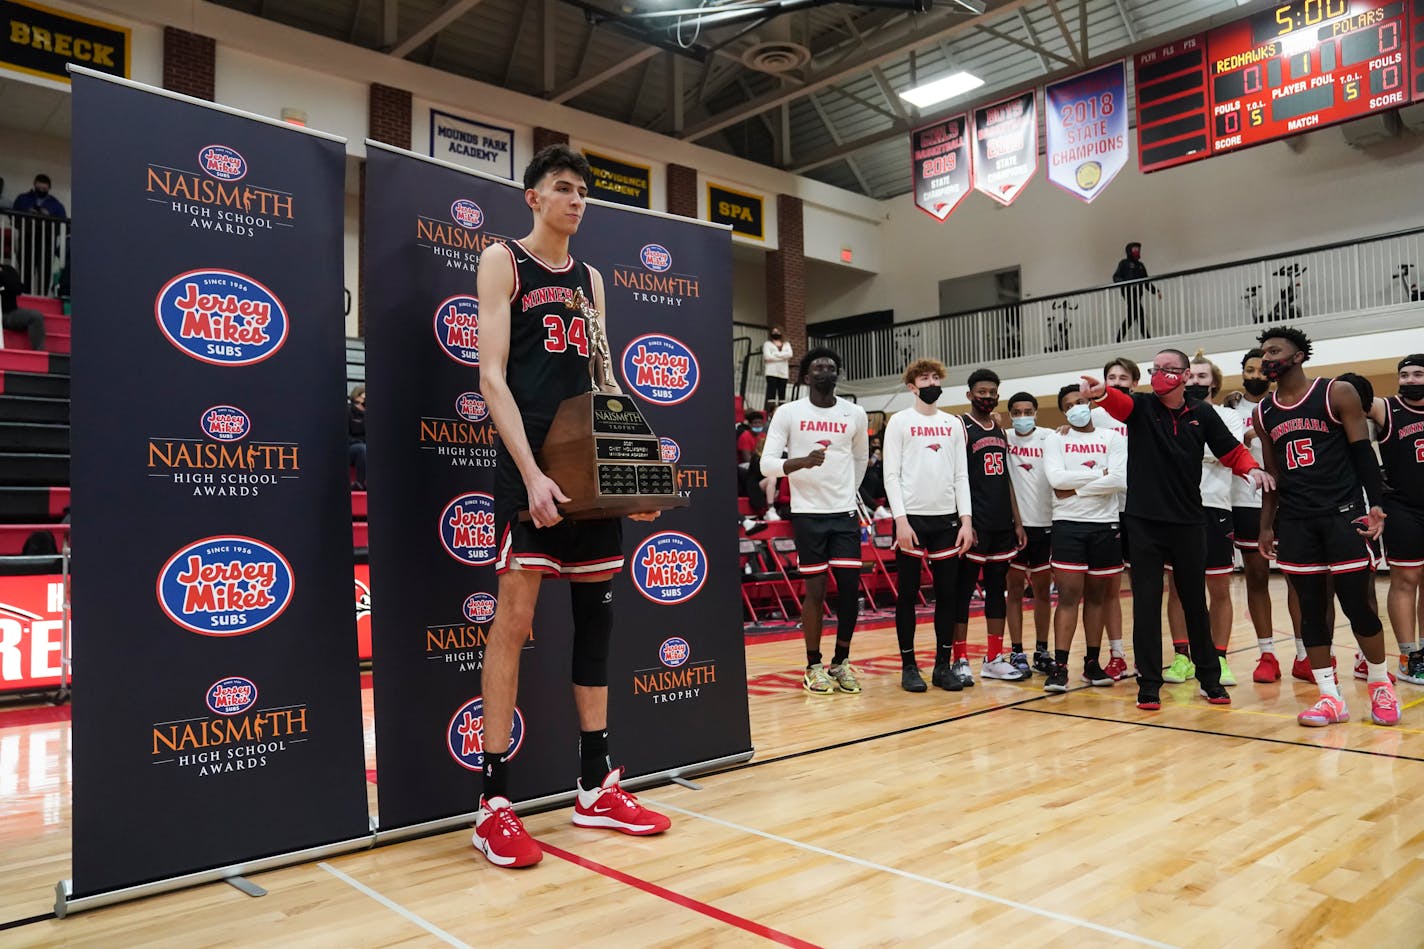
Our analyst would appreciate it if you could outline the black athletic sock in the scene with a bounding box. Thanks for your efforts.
[807,650,821,667]
[831,642,851,667]
[1174,642,1191,656]
[1035,639,1049,654]
[1087,644,1100,665]
[1216,647,1228,659]
[899,647,916,669]
[1054,649,1069,665]
[935,643,953,667]
[1011,641,1023,653]
[483,750,509,802]
[579,729,610,791]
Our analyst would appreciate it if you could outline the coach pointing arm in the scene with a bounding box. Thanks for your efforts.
[1201,401,1275,495]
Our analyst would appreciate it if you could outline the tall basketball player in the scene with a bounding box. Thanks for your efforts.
[1255,326,1400,727]
[473,145,670,868]
[1368,354,1424,684]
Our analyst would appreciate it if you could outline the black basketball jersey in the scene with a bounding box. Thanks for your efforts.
[962,414,1012,530]
[500,239,596,449]
[1258,377,1357,518]
[1379,396,1424,508]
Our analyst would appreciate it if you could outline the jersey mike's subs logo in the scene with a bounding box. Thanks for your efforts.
[660,637,689,667]
[451,199,484,229]
[435,294,480,366]
[206,676,258,716]
[640,243,672,272]
[201,405,251,442]
[155,269,288,366]
[198,145,247,182]
[440,492,497,565]
[464,591,497,624]
[448,697,524,771]
[659,436,680,464]
[632,531,707,604]
[621,334,699,405]
[157,536,294,636]
[455,391,489,423]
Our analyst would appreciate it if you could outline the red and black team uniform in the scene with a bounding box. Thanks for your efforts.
[1257,378,1374,576]
[955,415,1017,625]
[1378,395,1424,569]
[492,239,624,577]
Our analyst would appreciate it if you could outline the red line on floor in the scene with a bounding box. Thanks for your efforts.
[540,841,821,948]
[0,704,71,728]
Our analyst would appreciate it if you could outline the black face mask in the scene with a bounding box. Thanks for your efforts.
[1260,357,1293,381]
[1110,384,1132,394]
[1242,378,1269,397]
[971,396,998,415]
[917,385,942,405]
[809,369,838,391]
[1184,384,1211,402]
[1401,383,1424,402]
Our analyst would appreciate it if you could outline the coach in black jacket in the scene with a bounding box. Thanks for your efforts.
[1083,349,1274,709]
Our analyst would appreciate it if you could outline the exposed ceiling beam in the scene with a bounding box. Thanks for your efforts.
[1013,9,1052,72]
[808,91,871,195]
[551,45,660,104]
[839,13,907,122]
[1110,0,1138,43]
[388,0,486,59]
[676,0,1032,142]
[822,82,900,125]
[542,0,557,95]
[978,21,1074,69]
[628,58,656,123]
[1078,0,1088,64]
[381,0,398,48]
[504,0,535,87]
[668,53,685,133]
[1044,0,1082,65]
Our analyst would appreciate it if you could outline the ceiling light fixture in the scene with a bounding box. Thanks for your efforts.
[899,71,984,109]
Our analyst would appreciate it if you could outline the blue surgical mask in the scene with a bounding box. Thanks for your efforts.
[1066,404,1092,428]
[751,425,764,434]
[1011,417,1035,434]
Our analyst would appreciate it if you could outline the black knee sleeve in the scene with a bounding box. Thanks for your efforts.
[833,566,860,640]
[980,561,1009,620]
[954,560,981,624]
[571,580,613,686]
[1291,574,1334,648]
[1333,570,1384,638]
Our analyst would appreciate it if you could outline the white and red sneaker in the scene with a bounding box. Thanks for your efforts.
[1368,681,1401,726]
[1103,656,1132,680]
[1353,652,1397,683]
[572,768,671,836]
[472,796,542,868]
[1297,695,1350,728]
[1292,654,1337,683]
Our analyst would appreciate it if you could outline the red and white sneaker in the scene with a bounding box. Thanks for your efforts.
[472,796,542,868]
[1368,681,1400,726]
[1297,695,1350,727]
[1103,656,1132,680]
[1253,653,1281,683]
[1291,654,1337,683]
[572,768,671,836]
[1353,653,1397,683]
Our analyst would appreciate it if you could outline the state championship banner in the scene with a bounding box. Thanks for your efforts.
[68,71,369,901]
[910,113,971,221]
[362,143,748,831]
[972,90,1037,206]
[1045,61,1128,203]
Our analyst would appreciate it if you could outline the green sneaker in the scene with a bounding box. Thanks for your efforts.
[1218,656,1237,687]
[1163,653,1195,683]
[803,663,835,696]
[828,661,862,694]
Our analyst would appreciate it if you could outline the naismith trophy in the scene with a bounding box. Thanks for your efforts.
[527,288,689,520]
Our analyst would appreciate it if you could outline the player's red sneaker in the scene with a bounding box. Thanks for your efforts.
[1103,656,1132,680]
[572,768,671,836]
[1292,654,1337,682]
[1253,653,1281,683]
[472,796,542,868]
[1297,694,1349,727]
[1368,681,1400,726]
[1353,653,1397,683]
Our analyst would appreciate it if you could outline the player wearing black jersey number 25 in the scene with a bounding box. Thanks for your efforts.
[471,145,669,870]
[1255,326,1400,729]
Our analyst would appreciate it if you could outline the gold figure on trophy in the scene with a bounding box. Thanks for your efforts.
[565,287,619,393]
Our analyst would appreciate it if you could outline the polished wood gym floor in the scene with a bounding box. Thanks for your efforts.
[3,574,1423,947]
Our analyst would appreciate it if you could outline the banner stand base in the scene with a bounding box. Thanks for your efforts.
[54,833,375,918]
[670,776,703,791]
[373,749,754,847]
[223,877,267,898]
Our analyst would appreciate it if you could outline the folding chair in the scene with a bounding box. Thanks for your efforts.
[739,536,789,626]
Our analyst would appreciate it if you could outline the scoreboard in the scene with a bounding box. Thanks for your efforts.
[1136,0,1422,172]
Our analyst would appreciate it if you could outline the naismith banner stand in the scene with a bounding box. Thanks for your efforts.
[362,142,750,836]
[64,69,370,913]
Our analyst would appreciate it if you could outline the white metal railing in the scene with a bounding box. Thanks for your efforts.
[813,226,1424,382]
[1,207,70,298]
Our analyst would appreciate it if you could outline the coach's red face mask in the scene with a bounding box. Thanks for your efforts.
[1150,367,1184,396]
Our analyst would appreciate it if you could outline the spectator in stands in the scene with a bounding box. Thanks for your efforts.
[762,327,793,407]
[13,175,66,298]
[1113,241,1161,342]
[12,174,65,217]
[861,434,889,517]
[349,385,367,491]
[0,263,46,350]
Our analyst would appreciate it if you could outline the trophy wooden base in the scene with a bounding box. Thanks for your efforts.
[518,391,689,523]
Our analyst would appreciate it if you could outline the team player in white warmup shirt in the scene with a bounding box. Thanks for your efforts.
[883,359,975,693]
[759,348,870,696]
[1089,357,1138,680]
[1043,385,1127,692]
[1005,392,1055,678]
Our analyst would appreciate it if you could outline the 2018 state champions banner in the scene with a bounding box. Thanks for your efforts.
[362,142,749,831]
[1045,61,1128,203]
[68,70,369,900]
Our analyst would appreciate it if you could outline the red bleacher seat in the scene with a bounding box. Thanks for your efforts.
[0,523,69,555]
